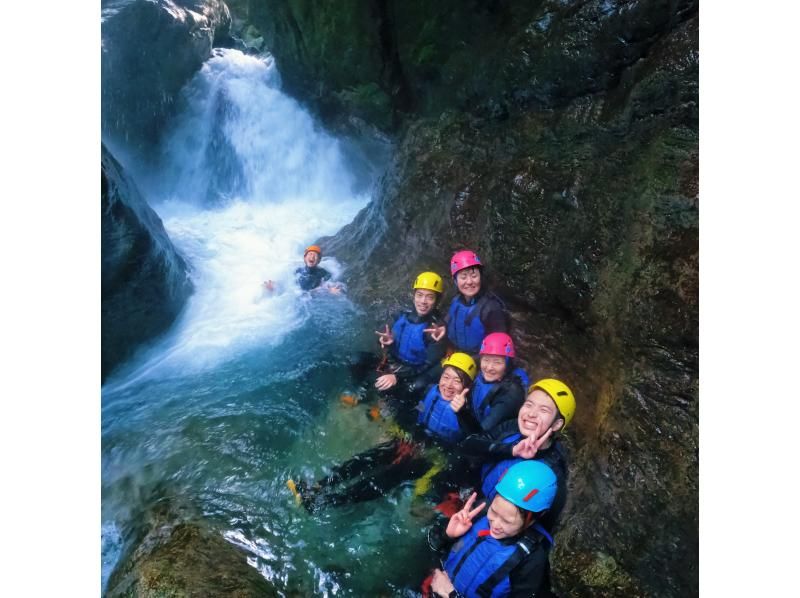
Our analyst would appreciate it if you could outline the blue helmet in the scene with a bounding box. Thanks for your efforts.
[494,461,558,513]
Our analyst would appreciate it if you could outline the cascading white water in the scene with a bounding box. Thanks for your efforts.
[107,49,371,384]
[102,48,433,597]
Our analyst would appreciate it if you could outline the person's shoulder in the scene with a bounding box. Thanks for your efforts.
[500,377,525,398]
[484,291,507,309]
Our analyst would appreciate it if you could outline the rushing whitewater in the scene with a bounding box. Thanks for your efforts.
[101,49,435,596]
[105,50,370,386]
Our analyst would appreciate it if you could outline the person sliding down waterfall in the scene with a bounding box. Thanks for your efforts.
[426,250,510,358]
[423,461,560,598]
[263,244,344,294]
[286,354,478,513]
[368,272,448,397]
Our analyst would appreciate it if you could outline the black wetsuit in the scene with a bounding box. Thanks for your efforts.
[469,372,526,432]
[296,385,474,513]
[426,505,556,598]
[460,420,568,534]
[387,310,448,391]
[295,265,331,291]
[445,289,510,356]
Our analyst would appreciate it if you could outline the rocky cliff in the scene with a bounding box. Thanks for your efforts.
[102,0,232,161]
[102,144,193,381]
[250,1,699,595]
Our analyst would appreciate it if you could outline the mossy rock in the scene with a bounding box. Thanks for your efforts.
[106,523,277,597]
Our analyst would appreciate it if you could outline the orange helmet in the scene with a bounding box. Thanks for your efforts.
[304,245,322,257]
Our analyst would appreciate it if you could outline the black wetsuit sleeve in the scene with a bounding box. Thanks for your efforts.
[459,428,516,461]
[427,505,490,555]
[320,268,332,283]
[478,382,525,431]
[456,405,482,435]
[482,299,509,335]
[426,515,454,555]
[508,545,550,598]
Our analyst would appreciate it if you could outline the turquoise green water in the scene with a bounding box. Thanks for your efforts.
[101,47,439,595]
[102,297,440,595]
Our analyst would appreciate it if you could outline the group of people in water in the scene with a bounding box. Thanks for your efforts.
[281,245,575,598]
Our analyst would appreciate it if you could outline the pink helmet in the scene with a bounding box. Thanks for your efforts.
[450,250,482,276]
[479,332,516,358]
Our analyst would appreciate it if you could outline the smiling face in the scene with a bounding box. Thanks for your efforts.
[304,250,320,268]
[480,355,507,382]
[487,495,527,540]
[438,366,465,401]
[517,389,563,438]
[413,289,437,317]
[455,267,481,299]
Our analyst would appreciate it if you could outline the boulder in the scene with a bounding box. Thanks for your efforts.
[105,495,277,597]
[102,144,193,381]
[101,0,232,160]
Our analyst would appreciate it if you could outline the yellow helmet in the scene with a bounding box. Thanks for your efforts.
[527,378,576,429]
[413,271,443,293]
[442,352,478,381]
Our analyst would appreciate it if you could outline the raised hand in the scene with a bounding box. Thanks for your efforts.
[424,324,446,342]
[446,492,486,538]
[449,387,469,412]
[375,324,394,347]
[512,427,553,459]
[375,373,398,391]
[430,569,456,598]
[262,280,275,292]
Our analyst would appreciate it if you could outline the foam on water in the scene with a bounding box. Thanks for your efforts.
[104,48,371,386]
[98,46,440,596]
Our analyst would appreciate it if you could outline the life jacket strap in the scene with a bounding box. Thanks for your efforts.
[474,536,537,598]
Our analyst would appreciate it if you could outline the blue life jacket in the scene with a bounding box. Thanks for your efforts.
[417,385,465,444]
[470,374,497,423]
[390,312,428,367]
[481,431,524,502]
[471,368,530,426]
[512,367,530,391]
[447,295,488,354]
[444,517,553,598]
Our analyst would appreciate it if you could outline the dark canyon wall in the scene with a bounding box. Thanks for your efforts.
[101,145,193,381]
[249,1,699,595]
[102,0,232,161]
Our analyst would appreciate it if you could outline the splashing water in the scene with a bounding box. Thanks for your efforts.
[102,49,434,595]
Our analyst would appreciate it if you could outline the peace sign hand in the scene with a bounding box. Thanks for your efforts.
[424,324,446,342]
[446,492,486,538]
[512,426,553,459]
[375,324,394,347]
[449,387,469,413]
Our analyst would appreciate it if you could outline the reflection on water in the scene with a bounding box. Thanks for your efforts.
[102,48,434,595]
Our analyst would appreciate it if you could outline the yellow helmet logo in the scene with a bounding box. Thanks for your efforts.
[413,271,443,293]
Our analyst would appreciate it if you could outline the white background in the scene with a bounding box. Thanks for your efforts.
[1,1,798,595]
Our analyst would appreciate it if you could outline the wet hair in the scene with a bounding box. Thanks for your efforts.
[519,507,546,528]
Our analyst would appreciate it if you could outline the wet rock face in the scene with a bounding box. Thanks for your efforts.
[102,145,193,381]
[248,0,697,133]
[102,0,231,159]
[312,5,698,597]
[105,498,277,597]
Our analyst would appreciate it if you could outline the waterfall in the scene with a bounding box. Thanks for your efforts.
[105,48,372,386]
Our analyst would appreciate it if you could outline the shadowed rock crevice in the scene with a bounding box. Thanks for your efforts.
[101,145,193,382]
